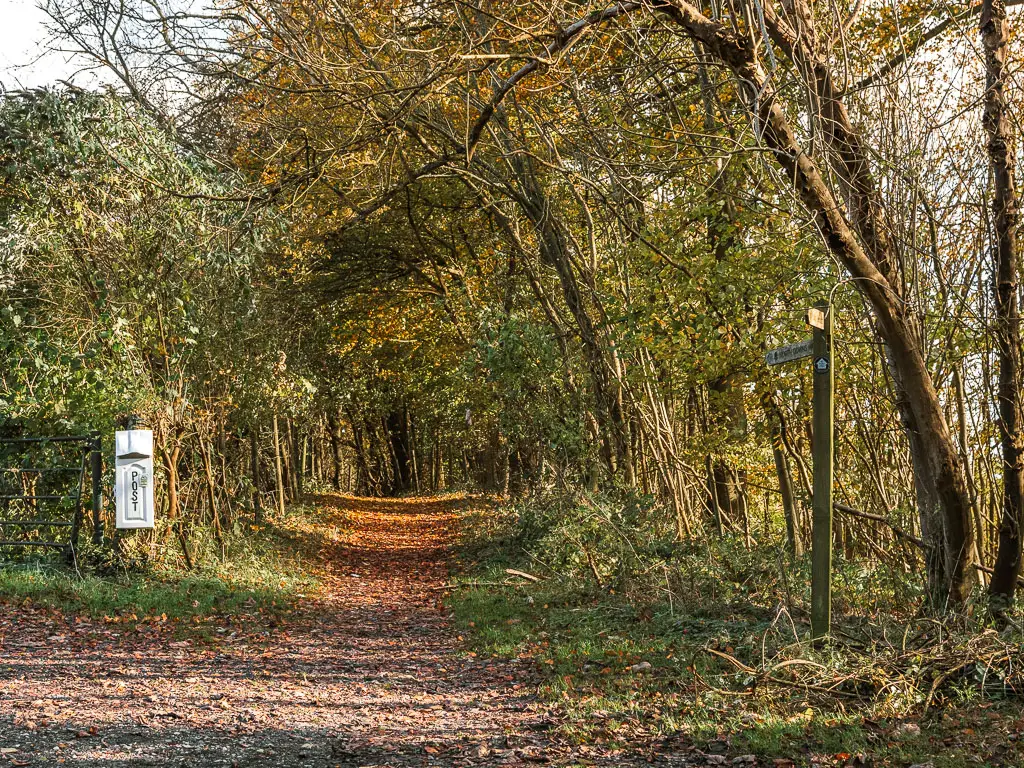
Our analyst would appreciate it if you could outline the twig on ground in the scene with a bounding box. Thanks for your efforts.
[428,580,520,591]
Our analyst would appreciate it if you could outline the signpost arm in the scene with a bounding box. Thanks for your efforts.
[811,303,834,641]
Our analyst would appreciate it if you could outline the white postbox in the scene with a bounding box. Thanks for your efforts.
[115,430,155,529]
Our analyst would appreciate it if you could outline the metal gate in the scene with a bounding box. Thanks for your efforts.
[0,434,103,559]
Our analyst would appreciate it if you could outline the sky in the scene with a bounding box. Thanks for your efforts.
[0,0,91,89]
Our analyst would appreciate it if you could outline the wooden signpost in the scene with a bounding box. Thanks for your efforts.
[765,303,833,641]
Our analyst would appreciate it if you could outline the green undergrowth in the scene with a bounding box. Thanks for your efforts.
[450,491,1024,768]
[0,503,321,627]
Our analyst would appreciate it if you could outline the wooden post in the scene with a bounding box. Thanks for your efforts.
[810,303,834,641]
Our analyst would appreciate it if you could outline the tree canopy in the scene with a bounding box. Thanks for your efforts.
[3,0,1024,617]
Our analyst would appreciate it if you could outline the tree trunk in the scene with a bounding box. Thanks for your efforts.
[953,366,987,581]
[509,156,628,478]
[301,434,309,493]
[705,455,724,536]
[659,0,976,604]
[433,433,443,491]
[163,440,191,568]
[199,436,223,551]
[708,378,746,525]
[774,439,800,557]
[250,431,263,524]
[272,414,286,516]
[700,83,748,531]
[217,428,233,526]
[328,410,344,491]
[386,408,413,495]
[161,442,182,528]
[349,412,378,496]
[165,444,181,523]
[279,419,292,501]
[981,0,1024,616]
[287,418,302,499]
[761,385,802,555]
[410,414,421,493]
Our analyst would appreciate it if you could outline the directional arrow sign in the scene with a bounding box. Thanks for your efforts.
[806,307,826,330]
[765,338,813,366]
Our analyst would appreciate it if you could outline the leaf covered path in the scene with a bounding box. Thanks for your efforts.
[0,495,583,767]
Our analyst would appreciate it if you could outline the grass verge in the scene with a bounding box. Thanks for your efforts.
[450,495,1024,768]
[0,503,322,628]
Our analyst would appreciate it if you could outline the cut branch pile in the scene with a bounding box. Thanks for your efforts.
[699,626,1024,715]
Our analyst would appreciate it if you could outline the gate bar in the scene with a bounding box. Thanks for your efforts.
[0,495,78,501]
[0,520,74,527]
[0,541,69,548]
[0,435,94,444]
[5,467,83,473]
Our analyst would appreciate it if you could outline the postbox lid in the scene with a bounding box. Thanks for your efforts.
[115,429,153,459]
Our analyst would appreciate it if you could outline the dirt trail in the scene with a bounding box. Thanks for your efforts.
[0,495,584,767]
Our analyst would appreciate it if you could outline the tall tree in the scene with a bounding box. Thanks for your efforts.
[980,0,1024,616]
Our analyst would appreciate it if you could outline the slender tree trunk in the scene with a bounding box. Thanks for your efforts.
[386,409,413,495]
[706,455,724,536]
[982,0,1024,615]
[166,444,181,523]
[760,384,803,556]
[250,431,263,524]
[199,436,223,549]
[510,157,628,478]
[433,433,442,491]
[410,414,421,493]
[774,440,800,556]
[287,418,302,499]
[328,410,344,491]
[272,414,286,516]
[217,428,232,525]
[349,412,377,496]
[953,366,987,584]
[699,88,748,529]
[164,441,191,568]
[737,467,752,548]
[301,434,309,493]
[279,419,292,501]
